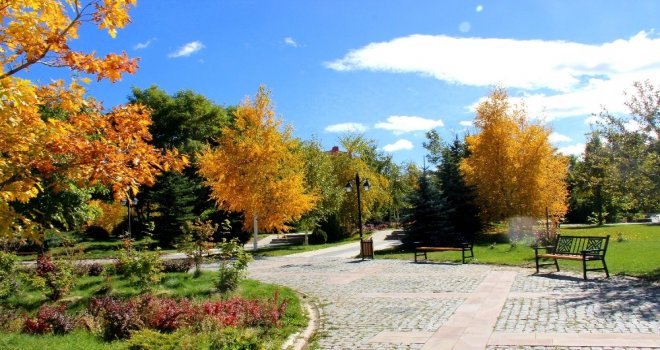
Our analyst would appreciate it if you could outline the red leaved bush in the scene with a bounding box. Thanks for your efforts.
[139,295,196,332]
[202,290,288,328]
[24,304,74,334]
[88,296,142,340]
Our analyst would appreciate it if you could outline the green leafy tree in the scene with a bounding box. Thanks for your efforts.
[129,86,230,155]
[128,86,233,245]
[569,132,617,224]
[297,138,343,241]
[594,80,659,216]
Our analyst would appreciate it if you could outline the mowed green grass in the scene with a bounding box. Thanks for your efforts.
[378,223,660,280]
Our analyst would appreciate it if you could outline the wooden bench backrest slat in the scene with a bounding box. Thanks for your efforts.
[555,235,609,255]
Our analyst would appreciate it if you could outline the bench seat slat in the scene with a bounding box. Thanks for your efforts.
[414,243,474,264]
[416,247,465,252]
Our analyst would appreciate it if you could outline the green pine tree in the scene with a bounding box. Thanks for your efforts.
[436,138,482,242]
[402,171,456,246]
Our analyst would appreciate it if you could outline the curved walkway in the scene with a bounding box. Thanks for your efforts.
[247,231,660,350]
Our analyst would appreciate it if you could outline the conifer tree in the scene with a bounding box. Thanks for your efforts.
[437,138,482,242]
[402,171,456,246]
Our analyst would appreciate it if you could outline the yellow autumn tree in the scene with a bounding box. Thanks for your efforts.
[197,86,317,245]
[0,1,187,241]
[460,88,568,224]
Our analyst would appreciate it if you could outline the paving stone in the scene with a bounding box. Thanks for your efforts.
[238,257,659,349]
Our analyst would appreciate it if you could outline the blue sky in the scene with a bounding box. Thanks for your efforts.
[35,0,660,165]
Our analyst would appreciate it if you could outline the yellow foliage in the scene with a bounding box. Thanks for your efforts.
[461,88,568,223]
[87,200,126,234]
[198,86,317,233]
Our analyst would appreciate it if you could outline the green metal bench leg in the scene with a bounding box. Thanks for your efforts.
[602,259,609,278]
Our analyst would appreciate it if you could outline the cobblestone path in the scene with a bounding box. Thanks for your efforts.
[248,257,659,350]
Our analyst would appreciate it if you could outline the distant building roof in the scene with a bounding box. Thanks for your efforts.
[326,146,344,155]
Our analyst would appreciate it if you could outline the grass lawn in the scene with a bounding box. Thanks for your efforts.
[0,272,306,349]
[16,237,177,262]
[378,223,660,280]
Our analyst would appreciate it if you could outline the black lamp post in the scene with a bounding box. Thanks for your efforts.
[120,196,138,248]
[344,173,370,241]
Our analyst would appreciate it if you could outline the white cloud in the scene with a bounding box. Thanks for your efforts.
[584,115,603,125]
[324,122,368,133]
[549,132,571,144]
[326,31,660,119]
[557,143,585,156]
[476,5,484,12]
[459,21,471,33]
[459,120,473,127]
[284,37,298,47]
[134,39,153,50]
[375,115,444,134]
[168,41,205,58]
[383,139,414,152]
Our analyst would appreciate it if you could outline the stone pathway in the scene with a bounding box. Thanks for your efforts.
[248,255,659,349]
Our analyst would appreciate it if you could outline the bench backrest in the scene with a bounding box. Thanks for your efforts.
[554,235,610,255]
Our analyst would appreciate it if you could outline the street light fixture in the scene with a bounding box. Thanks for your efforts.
[344,173,372,259]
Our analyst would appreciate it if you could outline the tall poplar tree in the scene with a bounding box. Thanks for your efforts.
[197,86,317,248]
[460,88,568,223]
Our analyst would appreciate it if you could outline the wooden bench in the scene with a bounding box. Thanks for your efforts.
[534,234,610,280]
[414,243,474,264]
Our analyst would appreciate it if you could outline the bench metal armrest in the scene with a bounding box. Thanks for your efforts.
[581,249,604,256]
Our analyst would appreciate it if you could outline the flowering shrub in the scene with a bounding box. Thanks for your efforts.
[87,263,105,276]
[162,258,193,273]
[34,254,75,300]
[202,291,288,328]
[23,304,74,334]
[116,248,163,293]
[140,295,196,332]
[88,296,143,340]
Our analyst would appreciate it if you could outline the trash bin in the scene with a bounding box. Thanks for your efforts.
[360,238,374,260]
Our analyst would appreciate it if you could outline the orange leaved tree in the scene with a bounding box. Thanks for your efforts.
[460,88,568,226]
[197,86,317,250]
[0,1,187,241]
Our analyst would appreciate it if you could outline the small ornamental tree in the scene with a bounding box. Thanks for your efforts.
[180,219,223,277]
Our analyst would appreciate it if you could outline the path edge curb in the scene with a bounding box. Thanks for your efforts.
[282,291,320,350]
